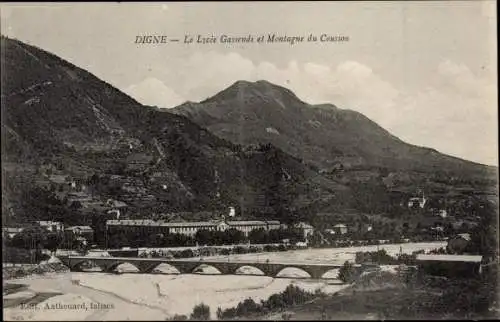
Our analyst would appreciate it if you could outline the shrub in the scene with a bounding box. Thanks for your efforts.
[397,253,417,265]
[263,245,274,252]
[172,251,182,259]
[248,246,259,253]
[219,307,237,320]
[190,303,210,320]
[338,261,355,283]
[233,246,246,254]
[281,284,315,306]
[314,288,326,297]
[218,284,319,319]
[168,314,188,320]
[354,249,397,265]
[216,307,223,320]
[235,298,260,315]
[180,249,195,258]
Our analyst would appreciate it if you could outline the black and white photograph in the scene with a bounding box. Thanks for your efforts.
[1,1,498,320]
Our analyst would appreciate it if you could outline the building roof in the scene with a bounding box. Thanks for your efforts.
[456,233,471,241]
[416,254,482,263]
[164,222,219,227]
[36,220,62,225]
[107,220,216,227]
[106,199,128,208]
[333,224,347,228]
[227,220,267,226]
[66,225,94,232]
[3,227,24,233]
[68,191,90,197]
[106,219,281,228]
[107,219,160,226]
[295,222,314,229]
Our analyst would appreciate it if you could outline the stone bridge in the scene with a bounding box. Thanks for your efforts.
[58,256,361,279]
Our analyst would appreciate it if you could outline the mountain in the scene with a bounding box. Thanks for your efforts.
[1,36,343,225]
[1,36,496,230]
[172,80,496,189]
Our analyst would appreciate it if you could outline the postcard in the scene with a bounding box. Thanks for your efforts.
[1,1,498,321]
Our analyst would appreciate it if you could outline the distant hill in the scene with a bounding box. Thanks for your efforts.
[172,80,497,199]
[173,80,494,175]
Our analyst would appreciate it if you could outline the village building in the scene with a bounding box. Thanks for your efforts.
[324,229,335,235]
[106,199,128,209]
[408,196,427,209]
[65,225,94,243]
[416,254,482,278]
[105,219,282,238]
[294,222,315,242]
[333,223,348,235]
[35,221,64,232]
[437,209,448,218]
[2,227,25,239]
[407,190,427,209]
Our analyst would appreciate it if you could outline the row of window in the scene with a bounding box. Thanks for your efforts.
[107,224,281,234]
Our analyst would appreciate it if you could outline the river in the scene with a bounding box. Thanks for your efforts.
[3,242,445,320]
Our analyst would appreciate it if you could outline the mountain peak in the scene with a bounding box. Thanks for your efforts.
[200,79,305,107]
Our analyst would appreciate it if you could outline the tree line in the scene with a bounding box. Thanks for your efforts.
[106,227,305,249]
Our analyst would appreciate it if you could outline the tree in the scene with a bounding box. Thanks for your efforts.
[216,307,224,320]
[11,226,49,250]
[224,228,245,245]
[69,200,83,211]
[190,303,210,320]
[402,222,410,237]
[338,261,355,283]
[465,201,498,260]
[195,229,212,245]
[248,228,268,244]
[46,232,64,255]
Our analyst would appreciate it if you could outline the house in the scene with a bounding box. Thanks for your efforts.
[446,233,471,254]
[437,209,447,218]
[2,227,25,239]
[36,221,64,233]
[106,199,128,208]
[333,224,348,235]
[416,254,482,278]
[408,197,427,209]
[407,190,427,209]
[65,226,94,242]
[294,222,314,242]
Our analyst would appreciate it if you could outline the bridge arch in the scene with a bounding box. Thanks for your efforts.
[234,265,266,276]
[275,266,313,279]
[152,263,181,274]
[191,264,224,275]
[319,268,340,279]
[103,260,137,273]
[71,259,102,271]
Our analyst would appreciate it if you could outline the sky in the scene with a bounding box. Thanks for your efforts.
[1,1,497,166]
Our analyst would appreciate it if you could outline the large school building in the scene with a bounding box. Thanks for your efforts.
[106,219,282,237]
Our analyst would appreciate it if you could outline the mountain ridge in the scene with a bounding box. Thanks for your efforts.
[172,79,495,174]
[1,36,496,229]
[1,36,347,226]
